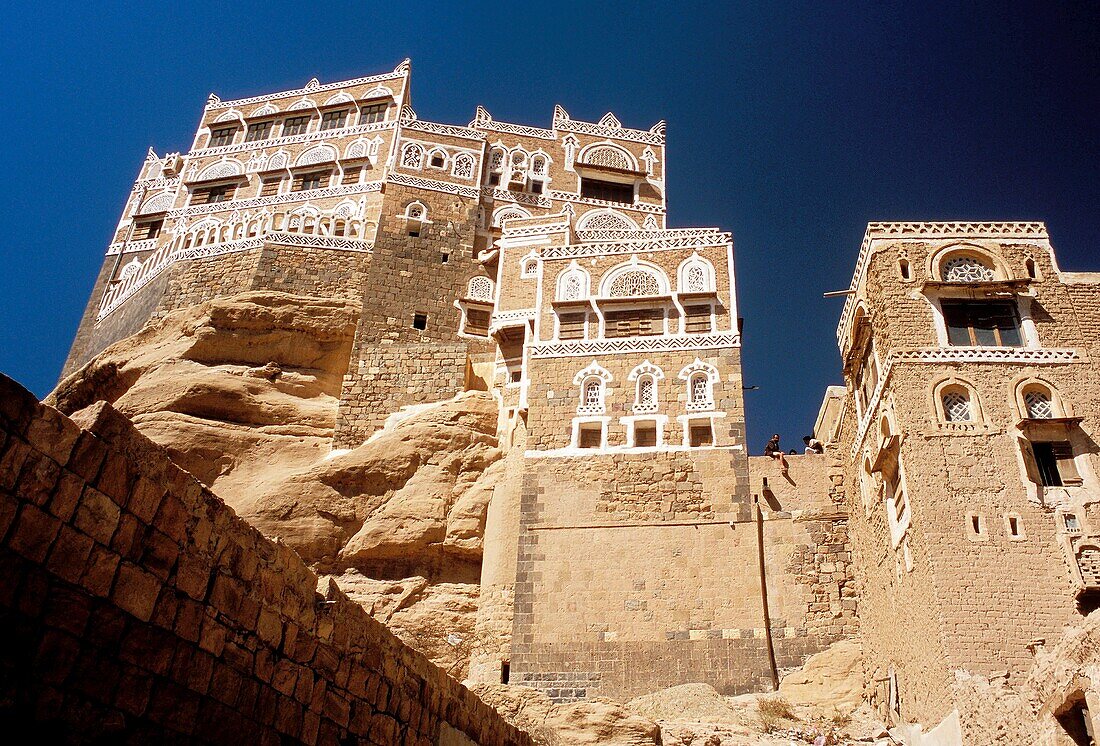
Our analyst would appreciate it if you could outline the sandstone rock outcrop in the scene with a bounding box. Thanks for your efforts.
[777,639,863,711]
[48,291,502,677]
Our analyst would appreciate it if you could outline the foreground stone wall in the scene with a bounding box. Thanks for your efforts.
[0,374,532,745]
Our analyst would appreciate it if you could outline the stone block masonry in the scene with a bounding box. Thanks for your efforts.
[0,373,532,745]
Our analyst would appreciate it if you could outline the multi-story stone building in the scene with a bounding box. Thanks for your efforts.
[826,222,1100,734]
[61,60,858,704]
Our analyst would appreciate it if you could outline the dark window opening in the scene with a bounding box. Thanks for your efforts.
[245,121,273,142]
[578,425,602,449]
[320,110,348,131]
[408,225,421,238]
[132,219,163,241]
[488,173,501,187]
[465,309,490,337]
[1056,695,1095,745]
[501,661,510,685]
[412,313,427,331]
[1008,516,1020,537]
[635,424,657,448]
[899,259,911,280]
[360,102,388,123]
[510,371,522,384]
[580,177,634,204]
[282,115,311,136]
[685,304,712,334]
[191,184,234,205]
[430,153,445,168]
[209,126,237,147]
[1031,441,1082,487]
[260,177,281,197]
[441,252,449,264]
[942,300,1023,347]
[1079,591,1100,617]
[689,423,714,447]
[971,515,982,534]
[529,179,545,194]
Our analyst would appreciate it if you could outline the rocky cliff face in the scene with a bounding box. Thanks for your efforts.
[49,291,501,675]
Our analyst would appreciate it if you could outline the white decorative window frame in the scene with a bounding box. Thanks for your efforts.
[628,361,665,414]
[598,259,670,297]
[677,253,715,293]
[520,251,539,278]
[573,360,613,416]
[678,359,719,412]
[556,262,591,301]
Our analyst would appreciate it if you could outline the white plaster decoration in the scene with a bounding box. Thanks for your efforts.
[520,252,539,278]
[452,153,475,179]
[678,254,714,292]
[482,186,552,208]
[253,102,279,117]
[287,98,316,112]
[213,109,243,124]
[267,151,289,170]
[401,142,424,168]
[578,142,637,171]
[556,264,590,301]
[576,208,638,232]
[608,270,661,297]
[893,347,1080,365]
[678,359,719,412]
[345,139,368,160]
[562,135,578,170]
[404,201,427,221]
[531,155,549,176]
[105,239,158,256]
[642,147,657,175]
[119,258,142,281]
[493,205,532,228]
[470,106,556,139]
[361,85,393,100]
[204,66,407,112]
[542,230,725,260]
[467,276,495,301]
[942,256,995,282]
[196,159,244,181]
[555,109,665,145]
[295,144,338,166]
[629,361,665,414]
[137,193,174,215]
[643,215,659,231]
[529,332,740,358]
[401,119,485,141]
[427,148,448,169]
[598,112,621,128]
[304,78,320,91]
[167,181,382,219]
[386,172,479,199]
[547,190,662,212]
[400,104,417,121]
[324,92,354,106]
[573,361,612,416]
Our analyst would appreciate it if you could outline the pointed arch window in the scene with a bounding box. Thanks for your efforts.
[608,270,661,298]
[574,362,612,416]
[401,143,423,169]
[941,391,972,422]
[629,362,664,414]
[1025,390,1054,420]
[557,267,589,301]
[679,360,718,412]
[452,153,475,179]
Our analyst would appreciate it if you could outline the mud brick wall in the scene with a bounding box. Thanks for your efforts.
[333,343,470,448]
[0,374,532,746]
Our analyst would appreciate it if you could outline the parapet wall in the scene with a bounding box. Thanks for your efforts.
[0,373,531,745]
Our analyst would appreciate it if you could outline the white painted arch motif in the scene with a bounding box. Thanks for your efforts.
[575,208,638,232]
[599,260,669,297]
[295,144,338,167]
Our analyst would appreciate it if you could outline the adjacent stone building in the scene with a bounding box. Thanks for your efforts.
[825,222,1100,735]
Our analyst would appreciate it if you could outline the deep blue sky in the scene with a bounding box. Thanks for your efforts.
[1,2,1097,452]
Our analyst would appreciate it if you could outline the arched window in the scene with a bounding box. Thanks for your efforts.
[404,201,427,238]
[1025,389,1054,419]
[452,153,475,179]
[489,147,505,172]
[678,256,714,293]
[679,359,718,412]
[531,155,548,175]
[493,205,531,228]
[467,276,494,301]
[942,255,995,282]
[428,149,447,169]
[520,253,538,278]
[119,258,142,282]
[1025,257,1039,280]
[941,389,973,423]
[629,361,664,414]
[573,361,612,415]
[608,270,661,297]
[401,143,423,169]
[577,209,636,232]
[580,144,635,171]
[557,267,588,301]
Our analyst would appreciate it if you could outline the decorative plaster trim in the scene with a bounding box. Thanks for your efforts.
[167,181,383,218]
[205,66,407,111]
[529,332,740,358]
[541,231,730,260]
[386,172,480,198]
[191,122,394,157]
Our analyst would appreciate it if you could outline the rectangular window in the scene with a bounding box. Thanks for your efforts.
[245,121,273,142]
[578,424,602,449]
[635,423,657,447]
[208,126,237,147]
[1065,513,1082,533]
[292,171,328,191]
[689,423,714,448]
[412,313,428,331]
[857,343,879,413]
[558,312,586,340]
[580,177,633,204]
[488,173,501,187]
[942,300,1023,347]
[529,179,545,194]
[320,110,348,131]
[282,115,311,136]
[132,218,163,241]
[259,177,281,197]
[1031,441,1082,487]
[684,304,712,334]
[360,102,388,123]
[191,183,234,205]
[605,308,662,338]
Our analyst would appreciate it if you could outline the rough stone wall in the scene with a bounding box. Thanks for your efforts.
[0,373,532,745]
[249,243,370,302]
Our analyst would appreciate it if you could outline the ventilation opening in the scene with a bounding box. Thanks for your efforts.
[431,154,445,168]
[578,424,602,449]
[899,258,911,280]
[1055,694,1094,745]
[441,252,449,264]
[635,424,657,448]
[501,661,510,684]
[689,423,713,448]
[1026,258,1038,279]
[1079,590,1100,616]
[1008,516,1021,537]
[510,371,522,384]
[408,225,421,238]
[1065,513,1081,533]
[412,313,427,331]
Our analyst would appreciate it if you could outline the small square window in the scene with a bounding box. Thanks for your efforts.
[510,371,522,384]
[412,313,427,330]
[578,424,602,449]
[488,173,501,187]
[441,252,449,264]
[1065,513,1081,534]
[689,423,713,447]
[635,423,657,448]
[430,154,445,168]
[1006,514,1024,540]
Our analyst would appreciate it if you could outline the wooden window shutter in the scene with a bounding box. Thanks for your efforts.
[1018,437,1043,485]
[1053,441,1083,485]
